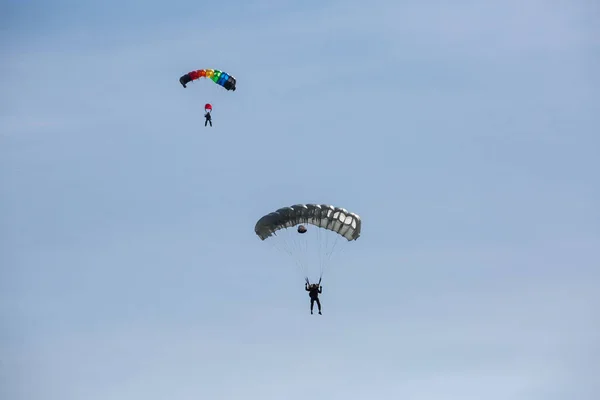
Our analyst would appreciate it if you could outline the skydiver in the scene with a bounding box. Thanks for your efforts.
[204,111,212,127]
[305,282,322,315]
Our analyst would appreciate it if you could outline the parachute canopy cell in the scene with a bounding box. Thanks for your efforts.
[179,69,236,91]
[254,204,361,241]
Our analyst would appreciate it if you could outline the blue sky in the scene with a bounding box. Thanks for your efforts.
[2,0,599,399]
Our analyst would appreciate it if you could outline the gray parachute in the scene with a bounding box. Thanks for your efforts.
[254,203,362,283]
[254,204,361,241]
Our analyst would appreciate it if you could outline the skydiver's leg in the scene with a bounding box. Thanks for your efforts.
[209,120,212,127]
[310,298,315,314]
[205,119,208,126]
[316,298,322,314]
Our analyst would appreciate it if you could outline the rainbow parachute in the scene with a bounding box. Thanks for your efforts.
[179,69,236,91]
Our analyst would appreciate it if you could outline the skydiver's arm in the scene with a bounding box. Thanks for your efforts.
[319,287,322,293]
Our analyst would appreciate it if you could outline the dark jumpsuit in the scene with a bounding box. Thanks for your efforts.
[204,112,212,127]
[306,284,322,313]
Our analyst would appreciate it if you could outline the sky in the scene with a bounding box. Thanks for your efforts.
[1,0,599,399]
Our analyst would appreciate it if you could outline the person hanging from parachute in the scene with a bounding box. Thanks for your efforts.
[204,103,212,127]
[305,278,323,315]
[298,224,324,314]
[254,204,362,315]
[179,68,236,127]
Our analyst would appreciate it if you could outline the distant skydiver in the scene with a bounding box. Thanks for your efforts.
[204,111,212,127]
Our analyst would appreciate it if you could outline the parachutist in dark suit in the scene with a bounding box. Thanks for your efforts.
[305,283,322,315]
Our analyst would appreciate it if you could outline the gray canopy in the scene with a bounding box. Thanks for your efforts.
[254,204,361,241]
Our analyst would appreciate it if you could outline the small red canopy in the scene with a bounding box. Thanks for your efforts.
[204,103,212,112]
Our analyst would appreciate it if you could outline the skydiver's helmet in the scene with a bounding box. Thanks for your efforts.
[297,225,307,234]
